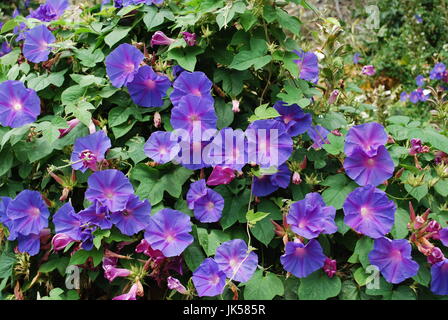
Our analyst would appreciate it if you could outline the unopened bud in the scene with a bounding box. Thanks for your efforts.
[154,112,162,128]
[292,172,302,185]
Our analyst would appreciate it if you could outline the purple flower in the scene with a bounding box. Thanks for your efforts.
[0,197,12,229]
[182,32,197,46]
[80,228,95,251]
[167,276,188,294]
[414,14,423,23]
[104,265,131,282]
[170,71,214,107]
[344,145,395,186]
[127,66,171,108]
[0,42,12,57]
[273,101,312,137]
[287,192,337,239]
[6,190,49,237]
[431,259,448,295]
[85,169,135,212]
[17,232,42,256]
[368,237,419,284]
[209,128,247,170]
[430,63,446,80]
[71,131,111,172]
[416,75,425,87]
[293,49,319,83]
[409,88,430,103]
[170,95,217,133]
[192,258,226,297]
[344,122,388,156]
[144,209,193,257]
[214,239,258,283]
[53,203,82,240]
[361,65,376,76]
[343,185,396,238]
[172,65,185,78]
[112,283,139,300]
[150,31,175,47]
[438,228,448,247]
[105,44,144,88]
[207,166,236,186]
[144,131,180,164]
[252,163,291,197]
[428,247,445,265]
[0,80,41,128]
[400,92,409,102]
[246,120,293,168]
[280,239,326,278]
[353,53,361,64]
[323,258,337,278]
[307,125,330,149]
[23,25,55,63]
[186,179,207,210]
[110,195,151,236]
[193,189,224,223]
[176,138,214,170]
[29,0,69,22]
[79,200,113,230]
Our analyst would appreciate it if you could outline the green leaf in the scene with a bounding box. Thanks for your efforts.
[183,240,206,272]
[215,99,234,129]
[229,38,271,71]
[0,147,14,177]
[435,179,448,197]
[321,174,357,210]
[167,47,203,72]
[405,184,428,202]
[39,257,70,275]
[339,280,360,300]
[353,267,368,286]
[240,11,257,31]
[251,218,275,246]
[323,134,345,155]
[348,237,373,269]
[0,250,16,279]
[105,27,132,47]
[69,248,103,267]
[276,8,301,36]
[126,136,147,164]
[61,85,86,106]
[216,1,246,29]
[244,270,284,300]
[390,286,417,300]
[93,229,111,249]
[74,48,105,68]
[391,208,410,239]
[215,186,250,229]
[143,7,174,31]
[248,104,281,122]
[246,210,270,225]
[298,270,342,300]
[277,84,305,105]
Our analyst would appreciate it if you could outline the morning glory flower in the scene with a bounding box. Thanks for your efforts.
[176,137,214,170]
[344,122,388,156]
[144,131,180,164]
[214,239,258,283]
[207,166,236,186]
[361,65,376,76]
[0,197,12,227]
[344,145,395,186]
[414,14,423,23]
[105,43,144,88]
[400,92,409,102]
[170,95,217,133]
[246,120,293,168]
[110,195,151,236]
[416,75,425,87]
[127,66,171,108]
[368,237,419,284]
[280,239,326,278]
[409,88,430,103]
[0,80,41,128]
[29,0,69,22]
[431,259,448,295]
[53,203,82,240]
[0,42,12,57]
[193,189,224,223]
[79,200,113,230]
[6,190,50,237]
[430,63,446,80]
[307,125,330,149]
[182,32,197,46]
[438,228,448,247]
[293,49,319,83]
[209,128,247,170]
[150,31,174,47]
[287,192,337,239]
[273,101,312,137]
[186,179,207,210]
[23,25,55,63]
[85,169,135,212]
[252,163,291,197]
[170,71,214,107]
[112,283,139,300]
[17,232,42,256]
[343,185,396,238]
[71,131,111,172]
[192,258,226,297]
[144,209,193,257]
[353,52,361,64]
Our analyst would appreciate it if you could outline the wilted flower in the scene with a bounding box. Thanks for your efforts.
[323,258,337,278]
[112,283,139,300]
[52,233,75,251]
[59,119,80,137]
[167,276,188,294]
[105,44,144,88]
[232,99,240,113]
[280,239,326,278]
[428,247,445,265]
[292,172,302,185]
[207,166,236,186]
[328,90,339,104]
[192,258,226,297]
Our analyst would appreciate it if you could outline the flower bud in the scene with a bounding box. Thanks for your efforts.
[153,112,162,128]
[292,172,302,185]
[323,258,337,278]
[232,99,240,113]
[427,247,445,264]
[167,276,188,295]
[181,32,197,46]
[328,90,339,104]
[150,31,174,47]
[52,233,75,251]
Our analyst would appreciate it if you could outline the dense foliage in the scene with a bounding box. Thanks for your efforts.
[0,0,448,300]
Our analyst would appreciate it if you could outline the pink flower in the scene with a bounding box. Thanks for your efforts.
[104,265,131,282]
[51,233,75,251]
[361,65,376,76]
[428,247,445,265]
[292,172,302,185]
[167,276,188,295]
[207,166,236,186]
[150,31,174,47]
[59,119,80,138]
[112,283,139,300]
[232,99,240,113]
[323,258,337,278]
[181,32,197,46]
[328,90,339,104]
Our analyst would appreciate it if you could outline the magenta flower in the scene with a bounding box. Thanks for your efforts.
[214,239,258,283]
[182,32,197,46]
[110,195,151,236]
[246,120,293,168]
[127,66,171,108]
[207,166,236,186]
[274,101,312,137]
[79,200,112,230]
[368,237,419,284]
[193,189,224,223]
[344,122,388,156]
[104,265,131,282]
[431,259,448,295]
[112,283,139,300]
[71,131,111,172]
[192,258,226,297]
[343,185,396,238]
[428,247,445,265]
[53,203,82,240]
[150,31,174,47]
[362,65,376,76]
[144,209,193,257]
[323,258,337,278]
[167,276,188,295]
[293,49,319,83]
[280,239,326,278]
[144,131,180,164]
[85,169,135,212]
[307,125,330,149]
[0,80,40,128]
[105,44,144,88]
[170,71,214,107]
[170,95,217,133]
[287,192,337,239]
[52,233,75,251]
[344,145,395,186]
[23,25,55,63]
[252,163,291,197]
[6,190,49,238]
[135,239,165,262]
[186,179,207,210]
[58,118,80,137]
